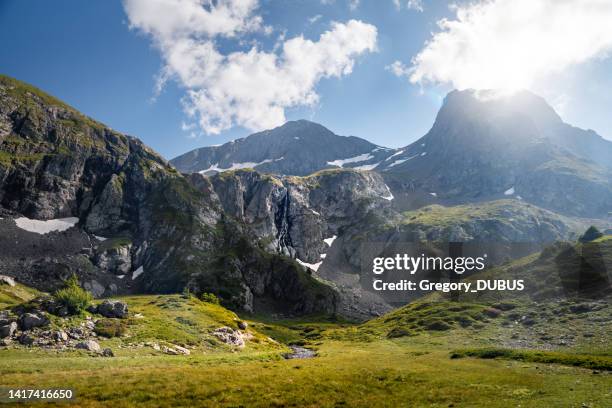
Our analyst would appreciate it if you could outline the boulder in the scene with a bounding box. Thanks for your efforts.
[237,321,248,330]
[96,300,129,318]
[102,348,114,357]
[0,275,15,287]
[212,327,245,348]
[18,313,49,331]
[76,340,101,353]
[174,345,191,355]
[53,330,68,342]
[18,333,35,346]
[0,322,17,338]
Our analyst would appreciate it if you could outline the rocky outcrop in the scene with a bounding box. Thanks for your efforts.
[95,300,129,318]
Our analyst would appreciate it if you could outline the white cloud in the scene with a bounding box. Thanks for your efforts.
[308,14,323,24]
[386,60,411,78]
[410,0,612,91]
[124,0,377,134]
[393,0,423,12]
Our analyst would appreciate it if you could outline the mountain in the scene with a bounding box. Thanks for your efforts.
[0,75,339,315]
[170,120,395,176]
[379,90,612,218]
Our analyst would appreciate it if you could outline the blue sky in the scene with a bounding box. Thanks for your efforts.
[1,0,611,160]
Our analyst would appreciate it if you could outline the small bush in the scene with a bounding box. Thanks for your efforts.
[53,274,93,315]
[94,319,127,338]
[200,292,220,305]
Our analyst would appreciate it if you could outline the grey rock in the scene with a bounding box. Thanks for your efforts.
[0,322,17,338]
[18,313,49,331]
[101,348,114,357]
[96,300,128,318]
[53,330,68,342]
[75,340,101,353]
[237,321,248,330]
[0,274,15,286]
[212,327,245,348]
[18,333,35,346]
[83,280,105,298]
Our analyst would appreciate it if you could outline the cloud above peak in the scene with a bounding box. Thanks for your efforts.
[124,0,377,135]
[408,0,612,91]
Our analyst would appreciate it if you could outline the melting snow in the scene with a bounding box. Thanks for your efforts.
[327,153,374,167]
[320,254,327,259]
[198,157,283,173]
[420,152,427,156]
[354,162,380,170]
[385,150,404,161]
[296,258,323,272]
[323,235,337,247]
[132,266,144,280]
[388,159,408,168]
[311,209,321,216]
[117,275,125,279]
[15,217,79,235]
[504,187,515,195]
[94,235,107,241]
[381,184,394,201]
[429,192,437,197]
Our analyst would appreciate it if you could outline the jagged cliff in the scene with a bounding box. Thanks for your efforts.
[0,75,337,315]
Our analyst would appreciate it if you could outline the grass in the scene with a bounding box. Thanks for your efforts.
[0,282,41,309]
[451,348,612,371]
[0,339,610,407]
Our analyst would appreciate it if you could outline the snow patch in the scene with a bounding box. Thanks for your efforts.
[311,209,321,216]
[117,275,125,279]
[388,159,408,168]
[323,235,337,247]
[294,136,300,140]
[354,162,380,170]
[132,266,144,280]
[320,254,327,259]
[94,235,107,242]
[327,153,374,167]
[385,150,404,161]
[429,192,437,197]
[296,258,322,272]
[420,152,427,156]
[504,187,515,196]
[15,217,79,235]
[381,184,394,201]
[198,157,283,173]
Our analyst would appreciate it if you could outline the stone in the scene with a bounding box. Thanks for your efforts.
[483,308,502,318]
[174,345,190,355]
[237,321,248,330]
[96,300,129,318]
[212,327,245,348]
[18,313,49,331]
[18,333,35,346]
[0,322,17,338]
[0,275,15,287]
[101,348,114,357]
[53,331,68,342]
[0,338,12,347]
[76,340,101,353]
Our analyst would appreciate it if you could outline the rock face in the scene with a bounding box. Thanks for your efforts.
[378,90,612,218]
[95,300,129,318]
[0,75,339,316]
[171,120,395,176]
